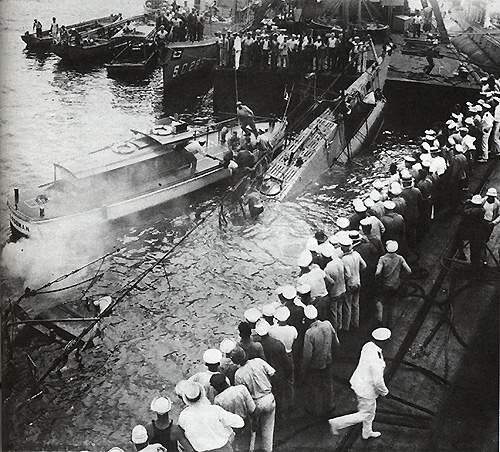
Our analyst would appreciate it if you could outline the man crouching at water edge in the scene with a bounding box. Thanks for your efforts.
[329,328,391,440]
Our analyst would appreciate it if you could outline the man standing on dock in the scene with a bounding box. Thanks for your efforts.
[375,241,411,327]
[423,45,437,75]
[301,305,339,418]
[329,327,391,440]
[236,101,259,138]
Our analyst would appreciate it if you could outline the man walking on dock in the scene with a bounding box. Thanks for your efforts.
[329,328,391,440]
[374,241,411,327]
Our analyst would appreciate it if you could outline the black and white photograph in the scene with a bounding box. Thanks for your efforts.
[1,0,499,450]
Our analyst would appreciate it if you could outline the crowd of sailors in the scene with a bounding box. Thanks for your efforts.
[101,81,500,452]
[216,27,373,73]
[154,7,206,46]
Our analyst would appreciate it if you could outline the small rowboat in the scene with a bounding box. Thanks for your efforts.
[51,14,153,65]
[105,27,158,79]
[21,14,122,51]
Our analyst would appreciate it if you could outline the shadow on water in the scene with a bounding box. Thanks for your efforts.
[162,69,215,115]
[22,49,54,68]
[53,58,105,75]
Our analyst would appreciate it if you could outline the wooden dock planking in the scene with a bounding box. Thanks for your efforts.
[387,35,482,90]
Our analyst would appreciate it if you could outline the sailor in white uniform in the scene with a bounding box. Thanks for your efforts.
[329,328,391,440]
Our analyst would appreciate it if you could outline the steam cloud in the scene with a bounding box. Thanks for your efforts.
[1,221,111,289]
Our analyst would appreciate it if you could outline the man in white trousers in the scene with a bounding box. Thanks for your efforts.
[329,327,391,440]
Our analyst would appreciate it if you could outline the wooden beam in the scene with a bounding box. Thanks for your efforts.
[429,0,450,43]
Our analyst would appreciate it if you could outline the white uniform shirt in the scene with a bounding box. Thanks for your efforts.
[268,324,298,353]
[178,403,244,452]
[186,141,204,155]
[366,215,385,241]
[350,341,389,399]
[494,104,500,122]
[298,265,328,298]
[233,36,242,51]
[482,111,494,130]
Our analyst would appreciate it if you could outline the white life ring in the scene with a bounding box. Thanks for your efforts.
[113,142,137,154]
[145,0,153,8]
[151,125,173,136]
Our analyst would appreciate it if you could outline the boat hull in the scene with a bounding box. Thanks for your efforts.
[259,55,389,200]
[8,119,286,240]
[106,45,158,78]
[161,41,219,87]
[21,14,122,51]
[21,34,52,50]
[52,40,128,64]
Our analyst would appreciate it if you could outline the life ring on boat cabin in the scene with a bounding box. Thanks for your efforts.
[113,142,138,154]
[151,125,173,136]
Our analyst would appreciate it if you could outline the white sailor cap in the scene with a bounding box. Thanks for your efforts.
[318,242,336,258]
[372,327,391,341]
[328,233,339,245]
[486,187,497,197]
[304,305,318,319]
[203,348,223,364]
[383,200,396,210]
[336,217,350,229]
[348,230,361,243]
[339,236,353,247]
[244,307,262,323]
[219,338,237,354]
[262,303,277,317]
[360,217,371,227]
[389,182,402,195]
[455,144,465,153]
[335,230,349,243]
[274,306,290,322]
[296,283,311,295]
[255,319,270,336]
[183,381,202,402]
[94,295,112,314]
[420,152,432,162]
[464,117,474,126]
[372,179,385,190]
[281,284,297,300]
[421,141,431,152]
[297,250,313,267]
[354,202,367,213]
[404,156,416,164]
[400,169,412,180]
[386,240,398,252]
[369,189,381,202]
[424,129,436,135]
[306,237,319,252]
[150,396,172,414]
[364,198,375,208]
[471,194,483,205]
[132,425,148,444]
